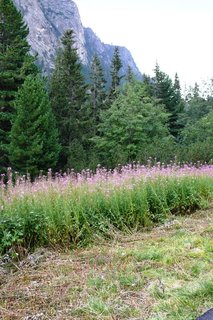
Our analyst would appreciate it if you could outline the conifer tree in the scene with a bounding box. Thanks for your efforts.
[109,47,123,101]
[50,29,87,170]
[173,73,185,133]
[9,75,60,177]
[0,0,33,172]
[89,55,106,133]
[93,81,173,167]
[142,74,155,97]
[154,64,183,138]
[181,82,212,126]
[174,73,181,102]
[126,65,134,83]
[193,82,200,99]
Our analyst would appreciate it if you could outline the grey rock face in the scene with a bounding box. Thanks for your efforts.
[13,0,87,73]
[84,28,142,83]
[13,0,141,78]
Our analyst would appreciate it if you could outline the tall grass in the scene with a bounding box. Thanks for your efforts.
[0,163,213,254]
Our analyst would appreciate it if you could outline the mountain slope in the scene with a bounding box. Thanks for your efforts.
[84,27,142,82]
[13,0,142,78]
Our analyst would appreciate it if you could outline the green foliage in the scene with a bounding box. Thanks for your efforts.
[154,64,184,138]
[109,47,123,101]
[0,0,35,172]
[1,1,213,175]
[93,80,174,167]
[181,84,213,126]
[9,74,60,177]
[125,65,135,83]
[179,111,213,163]
[88,55,106,133]
[0,217,24,252]
[0,172,212,254]
[181,111,213,144]
[50,29,88,170]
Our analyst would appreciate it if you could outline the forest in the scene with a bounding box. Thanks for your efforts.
[0,0,213,178]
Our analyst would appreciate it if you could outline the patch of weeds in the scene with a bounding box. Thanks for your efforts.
[172,229,188,237]
[70,298,112,318]
[203,224,213,234]
[153,278,213,320]
[133,248,164,262]
[87,276,105,289]
[87,275,118,301]
[113,303,141,318]
[87,297,111,316]
[204,239,213,254]
[190,262,208,277]
[89,255,110,267]
[118,272,144,290]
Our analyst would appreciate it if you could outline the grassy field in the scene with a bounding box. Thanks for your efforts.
[0,206,212,320]
[1,164,213,254]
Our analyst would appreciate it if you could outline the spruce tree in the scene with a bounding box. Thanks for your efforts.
[125,65,134,83]
[173,73,184,136]
[50,29,87,170]
[174,73,181,102]
[154,63,183,138]
[0,0,32,172]
[9,75,60,177]
[181,83,212,126]
[89,54,106,133]
[109,47,123,101]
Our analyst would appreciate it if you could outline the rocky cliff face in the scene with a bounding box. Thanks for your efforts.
[13,0,142,78]
[84,28,142,81]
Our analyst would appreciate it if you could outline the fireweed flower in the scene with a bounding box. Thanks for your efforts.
[0,163,212,202]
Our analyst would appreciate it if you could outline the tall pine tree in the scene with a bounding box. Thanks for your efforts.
[0,0,33,172]
[154,64,183,138]
[109,47,123,101]
[89,54,106,134]
[50,29,88,170]
[9,75,60,177]
[125,65,134,83]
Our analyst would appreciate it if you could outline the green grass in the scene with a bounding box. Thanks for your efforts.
[0,207,212,319]
[0,173,213,254]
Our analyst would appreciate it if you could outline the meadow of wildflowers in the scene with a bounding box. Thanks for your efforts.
[0,163,213,254]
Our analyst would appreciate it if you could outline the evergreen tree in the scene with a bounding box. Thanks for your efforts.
[142,74,155,97]
[154,64,183,138]
[93,81,174,167]
[0,0,34,172]
[89,55,106,134]
[180,110,213,163]
[126,65,134,83]
[50,29,87,170]
[193,82,200,99]
[181,83,213,126]
[9,75,60,177]
[172,72,185,136]
[174,73,182,102]
[109,47,123,101]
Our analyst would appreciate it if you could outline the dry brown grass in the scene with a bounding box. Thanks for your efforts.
[0,207,213,320]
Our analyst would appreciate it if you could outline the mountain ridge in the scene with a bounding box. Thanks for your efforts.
[13,0,142,79]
